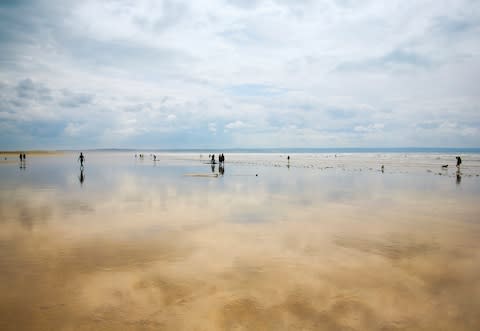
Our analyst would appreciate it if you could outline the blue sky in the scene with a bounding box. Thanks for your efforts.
[0,0,479,149]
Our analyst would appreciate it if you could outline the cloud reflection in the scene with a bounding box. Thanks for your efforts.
[0,162,480,330]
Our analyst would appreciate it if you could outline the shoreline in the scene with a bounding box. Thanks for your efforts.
[0,150,64,155]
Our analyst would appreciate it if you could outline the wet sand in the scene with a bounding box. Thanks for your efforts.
[0,151,63,164]
[1,152,479,330]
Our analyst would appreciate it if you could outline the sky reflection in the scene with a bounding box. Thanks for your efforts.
[0,152,479,330]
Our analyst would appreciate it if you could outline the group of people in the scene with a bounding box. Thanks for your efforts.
[209,153,225,164]
[135,154,159,161]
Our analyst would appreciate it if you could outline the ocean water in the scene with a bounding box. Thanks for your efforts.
[0,151,479,330]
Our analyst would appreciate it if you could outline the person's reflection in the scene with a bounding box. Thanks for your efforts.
[211,164,215,173]
[79,168,85,185]
[456,169,461,185]
[219,164,225,176]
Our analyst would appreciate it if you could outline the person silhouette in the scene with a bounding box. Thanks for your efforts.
[456,156,462,168]
[78,152,85,168]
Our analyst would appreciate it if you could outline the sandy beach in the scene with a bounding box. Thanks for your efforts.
[1,152,479,330]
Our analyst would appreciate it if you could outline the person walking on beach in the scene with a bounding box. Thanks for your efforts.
[19,153,23,162]
[456,156,462,168]
[78,152,85,167]
[211,154,215,163]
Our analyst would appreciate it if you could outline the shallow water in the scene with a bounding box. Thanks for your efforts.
[1,152,479,330]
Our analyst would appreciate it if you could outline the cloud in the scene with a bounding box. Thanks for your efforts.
[432,16,476,35]
[60,90,94,108]
[335,49,432,72]
[0,0,479,148]
[16,78,52,101]
[226,0,262,10]
[226,84,288,97]
[354,123,384,133]
[208,122,217,133]
[225,120,249,130]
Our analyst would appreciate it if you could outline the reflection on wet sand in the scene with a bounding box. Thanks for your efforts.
[79,168,85,185]
[1,155,480,330]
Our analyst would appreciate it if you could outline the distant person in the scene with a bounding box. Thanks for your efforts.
[287,155,290,162]
[222,153,225,163]
[456,156,462,168]
[211,154,215,163]
[78,152,85,167]
[154,155,157,161]
[23,153,26,160]
[19,153,23,162]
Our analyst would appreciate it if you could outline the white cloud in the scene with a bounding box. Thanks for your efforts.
[64,122,84,137]
[208,122,217,133]
[354,123,385,132]
[0,0,479,148]
[225,120,248,130]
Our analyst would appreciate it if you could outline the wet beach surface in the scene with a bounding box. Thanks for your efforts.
[1,152,480,330]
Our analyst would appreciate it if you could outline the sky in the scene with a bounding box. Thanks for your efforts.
[0,0,479,149]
